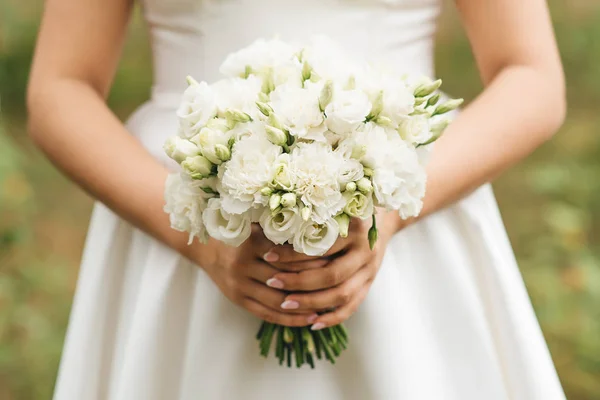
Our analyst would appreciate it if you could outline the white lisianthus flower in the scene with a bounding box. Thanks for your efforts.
[176,81,218,138]
[163,173,214,244]
[290,143,345,223]
[202,198,252,247]
[338,158,364,185]
[343,190,373,219]
[219,38,299,78]
[398,114,432,145]
[272,153,295,191]
[259,206,302,245]
[212,75,263,117]
[292,217,340,256]
[191,126,232,165]
[164,136,200,164]
[219,135,282,214]
[325,89,371,135]
[269,83,327,141]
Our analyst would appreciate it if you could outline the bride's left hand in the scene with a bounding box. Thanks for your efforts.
[263,212,406,330]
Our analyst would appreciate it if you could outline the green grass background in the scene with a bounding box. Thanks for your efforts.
[1,0,599,398]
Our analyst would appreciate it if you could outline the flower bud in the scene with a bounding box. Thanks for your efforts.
[257,92,270,103]
[256,101,273,117]
[280,192,297,208]
[260,187,273,196]
[186,75,199,86]
[418,119,450,147]
[302,329,316,353]
[345,75,356,90]
[283,327,294,344]
[181,155,213,178]
[265,125,288,146]
[351,144,367,160]
[261,68,275,94]
[357,177,373,194]
[433,98,464,116]
[214,144,231,161]
[268,113,286,131]
[269,193,282,211]
[206,118,231,131]
[368,222,378,250]
[368,90,384,120]
[319,80,333,111]
[414,79,442,97]
[302,61,312,81]
[427,93,440,107]
[224,109,252,123]
[164,136,199,163]
[301,206,311,221]
[375,116,394,127]
[363,167,374,177]
[345,181,357,192]
[243,65,252,79]
[201,187,217,194]
[335,213,351,238]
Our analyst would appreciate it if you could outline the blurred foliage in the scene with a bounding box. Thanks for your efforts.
[0,0,599,399]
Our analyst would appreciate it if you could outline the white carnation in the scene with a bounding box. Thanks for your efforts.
[212,75,263,117]
[259,206,302,245]
[325,89,371,135]
[269,83,327,141]
[176,81,218,138]
[202,198,252,247]
[292,217,340,256]
[289,143,345,223]
[219,135,282,214]
[219,38,298,78]
[163,173,214,244]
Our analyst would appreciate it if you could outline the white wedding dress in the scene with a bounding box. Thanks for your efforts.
[53,0,566,399]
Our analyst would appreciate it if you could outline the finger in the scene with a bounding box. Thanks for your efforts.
[249,224,279,259]
[309,285,371,330]
[242,298,318,327]
[241,279,289,312]
[269,257,330,273]
[271,249,370,291]
[281,266,370,311]
[262,243,319,264]
[245,261,285,286]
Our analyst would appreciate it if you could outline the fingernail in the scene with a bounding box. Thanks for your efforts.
[307,314,318,324]
[263,251,279,262]
[280,300,300,310]
[266,278,284,289]
[311,322,326,331]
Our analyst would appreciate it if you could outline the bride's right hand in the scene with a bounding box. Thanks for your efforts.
[186,225,320,327]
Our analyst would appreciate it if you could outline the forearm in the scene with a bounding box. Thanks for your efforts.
[423,65,564,217]
[27,78,190,254]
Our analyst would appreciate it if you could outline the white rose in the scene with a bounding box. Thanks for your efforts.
[292,217,340,256]
[164,136,200,164]
[163,173,214,244]
[219,38,298,78]
[398,114,432,145]
[290,143,345,223]
[219,135,282,214]
[212,75,263,117]
[325,89,371,135]
[202,198,252,247]
[269,83,327,141]
[343,190,374,219]
[259,206,302,245]
[176,81,217,138]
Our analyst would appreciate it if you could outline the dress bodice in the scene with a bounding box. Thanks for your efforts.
[141,0,441,105]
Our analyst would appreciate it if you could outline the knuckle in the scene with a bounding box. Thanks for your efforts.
[326,269,341,286]
[337,288,352,305]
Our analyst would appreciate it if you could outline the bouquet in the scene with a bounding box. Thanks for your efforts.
[163,36,462,368]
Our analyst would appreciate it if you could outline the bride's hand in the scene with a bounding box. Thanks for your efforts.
[187,225,320,327]
[263,213,405,330]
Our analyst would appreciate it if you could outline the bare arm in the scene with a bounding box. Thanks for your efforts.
[418,0,565,219]
[27,0,191,254]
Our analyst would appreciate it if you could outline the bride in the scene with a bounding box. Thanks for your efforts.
[28,0,566,399]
